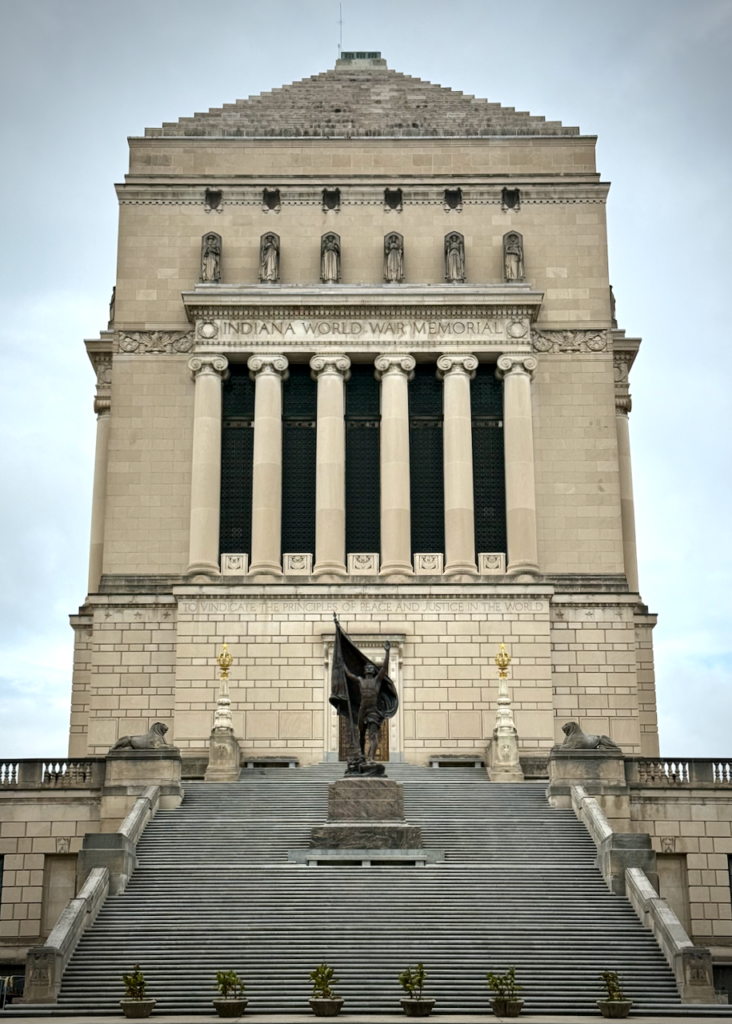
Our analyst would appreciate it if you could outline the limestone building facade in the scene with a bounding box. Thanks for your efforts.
[72,52,657,766]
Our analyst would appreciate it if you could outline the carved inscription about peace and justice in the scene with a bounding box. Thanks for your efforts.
[197,317,530,344]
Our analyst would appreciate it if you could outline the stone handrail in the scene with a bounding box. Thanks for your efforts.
[0,758,106,789]
[570,785,657,895]
[571,785,612,847]
[625,757,732,787]
[626,867,716,1003]
[22,786,160,1005]
[23,867,109,1004]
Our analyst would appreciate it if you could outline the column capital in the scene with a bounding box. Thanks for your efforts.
[374,353,416,381]
[247,353,289,380]
[309,353,351,381]
[436,353,478,380]
[188,354,229,381]
[496,353,538,380]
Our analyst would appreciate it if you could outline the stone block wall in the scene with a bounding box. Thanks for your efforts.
[68,614,92,759]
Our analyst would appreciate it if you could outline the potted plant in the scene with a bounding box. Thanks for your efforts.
[398,962,435,1017]
[487,965,524,1017]
[598,970,632,1019]
[213,970,248,1017]
[120,965,155,1019]
[309,963,344,1017]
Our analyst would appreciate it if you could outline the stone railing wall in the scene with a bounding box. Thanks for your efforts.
[626,757,732,787]
[0,758,106,789]
[22,786,160,1005]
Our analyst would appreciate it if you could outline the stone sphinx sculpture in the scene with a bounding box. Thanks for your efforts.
[109,722,175,752]
[553,720,622,753]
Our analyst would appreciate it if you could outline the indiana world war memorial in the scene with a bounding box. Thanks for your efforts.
[2,52,732,1018]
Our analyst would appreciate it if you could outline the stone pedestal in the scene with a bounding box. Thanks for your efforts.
[488,726,524,783]
[101,749,183,830]
[310,778,422,850]
[205,728,241,782]
[546,749,630,825]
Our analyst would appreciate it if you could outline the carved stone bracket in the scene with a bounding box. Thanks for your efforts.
[531,328,609,354]
[436,353,479,380]
[118,330,195,355]
[374,353,416,380]
[614,353,632,414]
[496,353,538,380]
[246,354,289,380]
[90,353,112,416]
[309,353,352,380]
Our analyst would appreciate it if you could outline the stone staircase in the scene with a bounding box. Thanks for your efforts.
[8,764,720,1015]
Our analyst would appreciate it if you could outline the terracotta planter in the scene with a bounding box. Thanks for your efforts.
[309,997,344,1016]
[597,1000,633,1019]
[119,999,156,1019]
[213,996,248,1017]
[401,997,436,1016]
[489,996,524,1017]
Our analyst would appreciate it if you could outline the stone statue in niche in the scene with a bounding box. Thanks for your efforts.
[502,187,521,211]
[330,615,398,777]
[503,230,524,282]
[444,232,465,283]
[552,721,622,754]
[200,232,221,283]
[383,232,404,283]
[259,232,280,283]
[108,722,176,752]
[322,187,340,212]
[321,232,341,283]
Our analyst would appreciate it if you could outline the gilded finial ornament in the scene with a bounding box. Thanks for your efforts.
[495,643,511,679]
[217,642,233,681]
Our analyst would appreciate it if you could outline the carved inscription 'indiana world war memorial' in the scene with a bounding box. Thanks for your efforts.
[3,52,732,1017]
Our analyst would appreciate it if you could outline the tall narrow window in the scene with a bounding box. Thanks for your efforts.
[471,364,507,554]
[281,364,317,554]
[345,364,380,553]
[409,363,444,554]
[220,365,254,556]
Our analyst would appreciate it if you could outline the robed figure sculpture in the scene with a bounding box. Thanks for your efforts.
[330,615,398,777]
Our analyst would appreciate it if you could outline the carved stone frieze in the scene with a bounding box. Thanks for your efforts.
[118,330,195,355]
[531,328,610,354]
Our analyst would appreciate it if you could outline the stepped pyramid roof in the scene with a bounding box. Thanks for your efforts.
[149,53,579,139]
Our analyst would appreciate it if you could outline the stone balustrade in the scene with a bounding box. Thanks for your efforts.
[625,757,732,787]
[0,758,105,789]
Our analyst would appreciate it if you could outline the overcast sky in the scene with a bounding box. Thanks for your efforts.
[0,0,730,759]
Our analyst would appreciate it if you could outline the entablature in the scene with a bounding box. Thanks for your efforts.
[181,283,543,356]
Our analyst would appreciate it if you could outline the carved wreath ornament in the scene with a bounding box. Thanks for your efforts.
[531,329,609,354]
[118,331,195,354]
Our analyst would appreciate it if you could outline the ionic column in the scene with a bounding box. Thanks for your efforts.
[437,353,479,575]
[496,354,540,575]
[248,354,289,575]
[614,361,639,592]
[375,354,415,575]
[310,354,351,576]
[187,355,229,574]
[88,356,112,593]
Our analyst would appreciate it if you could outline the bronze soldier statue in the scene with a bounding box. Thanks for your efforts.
[330,614,398,777]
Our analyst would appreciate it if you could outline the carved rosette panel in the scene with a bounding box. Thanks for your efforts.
[309,354,352,380]
[436,353,479,379]
[246,354,289,380]
[531,328,610,354]
[118,330,195,355]
[374,353,416,380]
